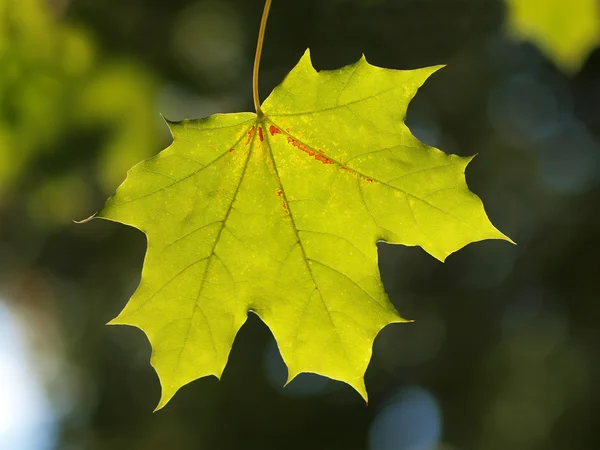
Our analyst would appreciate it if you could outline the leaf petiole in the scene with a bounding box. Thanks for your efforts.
[253,0,272,118]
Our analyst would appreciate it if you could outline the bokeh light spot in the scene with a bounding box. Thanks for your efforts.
[369,386,442,450]
[0,302,57,450]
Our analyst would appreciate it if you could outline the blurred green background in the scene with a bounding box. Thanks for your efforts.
[1,0,598,449]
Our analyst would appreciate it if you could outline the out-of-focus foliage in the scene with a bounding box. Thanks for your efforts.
[506,0,600,74]
[0,0,160,225]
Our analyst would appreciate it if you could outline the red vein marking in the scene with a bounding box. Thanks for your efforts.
[246,126,255,145]
[286,137,334,165]
[258,126,264,142]
[315,154,333,164]
[269,125,282,136]
[276,189,288,213]
[229,148,235,153]
[362,176,373,182]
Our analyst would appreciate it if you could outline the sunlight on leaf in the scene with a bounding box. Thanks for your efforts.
[97,51,512,410]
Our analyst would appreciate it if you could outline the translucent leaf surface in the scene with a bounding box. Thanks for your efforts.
[97,51,511,409]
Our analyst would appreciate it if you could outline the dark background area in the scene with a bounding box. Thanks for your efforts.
[0,0,598,449]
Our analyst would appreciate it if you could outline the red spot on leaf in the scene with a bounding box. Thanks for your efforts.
[282,201,289,215]
[315,154,334,164]
[269,125,282,136]
[246,126,255,145]
[229,148,235,153]
[276,190,283,197]
[258,126,264,142]
[286,137,334,165]
[362,176,373,183]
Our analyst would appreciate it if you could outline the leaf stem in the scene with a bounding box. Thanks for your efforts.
[253,0,272,118]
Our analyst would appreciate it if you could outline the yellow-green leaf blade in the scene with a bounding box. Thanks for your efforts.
[263,51,510,261]
[96,50,511,410]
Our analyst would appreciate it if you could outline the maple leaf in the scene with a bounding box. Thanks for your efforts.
[506,0,600,74]
[95,50,511,410]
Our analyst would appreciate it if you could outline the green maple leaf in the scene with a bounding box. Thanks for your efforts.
[95,50,511,410]
[506,0,600,74]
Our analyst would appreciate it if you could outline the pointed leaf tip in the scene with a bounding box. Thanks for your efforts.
[299,48,316,72]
